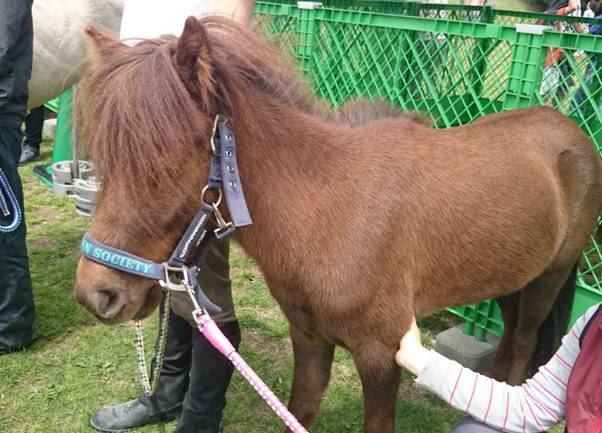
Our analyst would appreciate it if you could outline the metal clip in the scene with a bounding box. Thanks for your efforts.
[212,203,227,228]
[158,264,191,292]
[159,265,208,320]
[192,309,208,328]
[214,225,235,241]
[186,285,208,322]
[210,114,226,156]
[212,203,234,239]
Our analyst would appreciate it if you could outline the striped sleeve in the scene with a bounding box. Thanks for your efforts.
[415,303,600,433]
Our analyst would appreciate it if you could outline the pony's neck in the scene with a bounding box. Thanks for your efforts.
[228,96,346,280]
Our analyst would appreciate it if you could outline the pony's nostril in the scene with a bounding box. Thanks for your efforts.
[95,289,126,319]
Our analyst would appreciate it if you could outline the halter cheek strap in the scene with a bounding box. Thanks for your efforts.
[214,119,252,228]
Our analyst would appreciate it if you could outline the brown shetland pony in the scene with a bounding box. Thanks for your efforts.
[74,17,601,433]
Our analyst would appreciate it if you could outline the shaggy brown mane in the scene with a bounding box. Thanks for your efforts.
[80,17,318,229]
[79,17,431,235]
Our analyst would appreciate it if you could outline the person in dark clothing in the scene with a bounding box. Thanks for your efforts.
[545,0,579,15]
[0,0,35,354]
[20,105,43,164]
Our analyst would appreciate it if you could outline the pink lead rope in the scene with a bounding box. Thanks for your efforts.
[196,314,309,433]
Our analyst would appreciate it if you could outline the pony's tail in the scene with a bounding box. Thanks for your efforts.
[529,262,578,374]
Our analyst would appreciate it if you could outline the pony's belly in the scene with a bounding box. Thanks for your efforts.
[412,268,541,319]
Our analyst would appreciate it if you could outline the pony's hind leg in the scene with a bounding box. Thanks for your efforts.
[286,325,335,431]
[489,292,520,381]
[507,266,575,384]
[351,343,401,433]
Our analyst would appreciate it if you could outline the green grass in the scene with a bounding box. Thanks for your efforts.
[0,141,555,433]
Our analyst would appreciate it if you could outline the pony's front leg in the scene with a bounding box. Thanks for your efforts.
[352,344,401,433]
[286,325,335,431]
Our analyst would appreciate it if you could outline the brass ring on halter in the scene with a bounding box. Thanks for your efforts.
[201,184,223,207]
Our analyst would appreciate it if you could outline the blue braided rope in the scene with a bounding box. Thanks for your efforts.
[0,168,22,233]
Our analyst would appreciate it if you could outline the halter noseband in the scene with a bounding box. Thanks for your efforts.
[80,115,252,317]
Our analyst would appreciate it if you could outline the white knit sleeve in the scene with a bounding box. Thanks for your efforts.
[415,303,600,432]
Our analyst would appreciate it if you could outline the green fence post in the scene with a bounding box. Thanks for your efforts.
[405,2,421,18]
[471,8,495,114]
[586,53,602,151]
[34,87,73,186]
[481,5,495,23]
[53,87,74,163]
[502,27,547,110]
[392,24,414,111]
[296,3,319,74]
[463,321,476,338]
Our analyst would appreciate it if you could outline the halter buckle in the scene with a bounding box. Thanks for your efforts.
[158,264,190,292]
[211,114,227,156]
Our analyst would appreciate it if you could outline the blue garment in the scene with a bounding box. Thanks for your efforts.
[587,13,602,35]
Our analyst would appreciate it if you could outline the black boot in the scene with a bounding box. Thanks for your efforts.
[90,310,193,432]
[174,320,241,433]
[19,106,43,165]
[18,144,39,165]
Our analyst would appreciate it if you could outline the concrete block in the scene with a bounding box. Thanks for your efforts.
[43,118,57,139]
[435,325,500,372]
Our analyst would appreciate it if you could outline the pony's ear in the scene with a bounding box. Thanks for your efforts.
[175,17,215,106]
[85,26,128,60]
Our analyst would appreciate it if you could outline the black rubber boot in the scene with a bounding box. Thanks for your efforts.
[18,144,40,165]
[90,310,193,432]
[19,106,43,166]
[174,320,241,433]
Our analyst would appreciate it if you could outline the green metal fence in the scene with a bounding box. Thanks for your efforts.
[255,2,602,339]
[259,1,602,26]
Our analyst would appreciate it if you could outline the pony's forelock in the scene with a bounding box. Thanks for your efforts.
[79,17,316,234]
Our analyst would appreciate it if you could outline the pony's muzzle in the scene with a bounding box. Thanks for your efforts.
[75,284,126,322]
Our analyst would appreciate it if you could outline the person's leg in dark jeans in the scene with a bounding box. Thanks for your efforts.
[19,105,43,164]
[0,127,35,354]
[91,311,241,433]
[174,320,241,433]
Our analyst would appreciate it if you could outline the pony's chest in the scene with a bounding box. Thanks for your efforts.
[276,296,348,347]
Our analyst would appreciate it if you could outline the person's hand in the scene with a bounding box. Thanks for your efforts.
[395,318,430,376]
